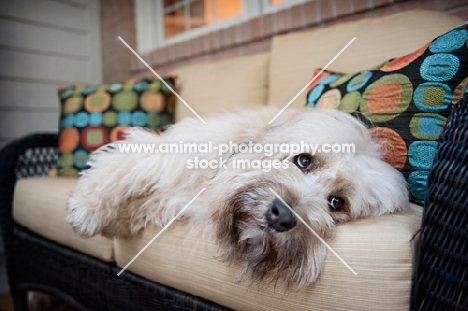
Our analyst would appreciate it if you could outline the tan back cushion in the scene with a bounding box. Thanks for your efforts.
[268,10,464,109]
[173,52,269,122]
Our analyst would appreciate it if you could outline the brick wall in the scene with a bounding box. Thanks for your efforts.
[100,0,136,83]
[100,0,468,83]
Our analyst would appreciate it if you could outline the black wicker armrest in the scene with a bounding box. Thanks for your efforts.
[0,133,58,262]
[410,94,468,310]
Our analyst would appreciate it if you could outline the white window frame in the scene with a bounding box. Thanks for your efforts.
[261,0,312,14]
[135,0,312,54]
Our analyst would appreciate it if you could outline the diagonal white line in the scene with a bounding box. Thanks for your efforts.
[118,36,207,125]
[268,37,356,124]
[269,188,357,276]
[117,188,206,276]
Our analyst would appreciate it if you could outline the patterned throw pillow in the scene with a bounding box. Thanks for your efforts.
[57,77,176,176]
[306,24,468,204]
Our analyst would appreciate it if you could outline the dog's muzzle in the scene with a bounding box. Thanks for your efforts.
[264,198,296,232]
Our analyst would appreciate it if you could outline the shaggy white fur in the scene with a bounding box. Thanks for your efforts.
[67,107,408,287]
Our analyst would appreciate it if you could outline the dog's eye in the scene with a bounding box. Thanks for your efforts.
[295,154,312,169]
[329,197,345,211]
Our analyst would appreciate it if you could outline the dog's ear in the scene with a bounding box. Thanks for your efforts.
[350,155,409,218]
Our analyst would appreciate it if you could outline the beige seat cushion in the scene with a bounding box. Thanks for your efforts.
[268,10,464,109]
[173,52,269,122]
[115,203,422,311]
[13,177,114,262]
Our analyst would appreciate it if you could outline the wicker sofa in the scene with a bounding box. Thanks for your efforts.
[1,10,467,311]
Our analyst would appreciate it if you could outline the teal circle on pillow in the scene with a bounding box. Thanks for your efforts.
[82,85,99,96]
[89,113,103,126]
[60,88,73,99]
[429,28,467,53]
[408,141,438,170]
[108,83,123,93]
[319,74,340,85]
[133,81,149,92]
[413,82,452,112]
[61,114,74,128]
[409,170,429,204]
[420,54,459,82]
[410,113,447,140]
[73,149,88,169]
[117,112,132,125]
[161,81,174,94]
[307,84,325,107]
[160,114,172,126]
[74,112,88,127]
[346,71,372,92]
[147,113,161,127]
[132,111,147,126]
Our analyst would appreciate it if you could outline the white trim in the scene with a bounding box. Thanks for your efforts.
[262,0,312,14]
[135,0,159,53]
[136,0,263,53]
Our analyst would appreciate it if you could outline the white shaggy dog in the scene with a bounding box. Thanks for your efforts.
[67,107,408,287]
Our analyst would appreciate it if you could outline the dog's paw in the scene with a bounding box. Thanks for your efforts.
[66,195,104,238]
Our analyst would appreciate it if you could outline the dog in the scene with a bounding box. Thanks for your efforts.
[66,107,408,288]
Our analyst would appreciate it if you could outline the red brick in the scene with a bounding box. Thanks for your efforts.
[336,0,352,16]
[180,41,191,59]
[230,26,240,45]
[290,5,305,29]
[219,28,232,48]
[320,0,335,21]
[232,24,242,45]
[100,0,136,82]
[166,45,176,63]
[353,0,370,13]
[196,36,206,54]
[276,9,290,33]
[239,22,252,44]
[207,32,219,52]
[152,47,168,66]
[212,48,238,62]
[142,53,152,68]
[303,1,319,26]
[250,17,263,40]
[243,39,272,55]
[130,56,139,71]
[445,0,468,9]
[453,7,468,20]
[262,13,276,37]
[371,0,439,16]
[373,0,392,8]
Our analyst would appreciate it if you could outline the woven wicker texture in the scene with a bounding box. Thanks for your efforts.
[0,133,230,310]
[410,94,468,311]
[14,227,230,310]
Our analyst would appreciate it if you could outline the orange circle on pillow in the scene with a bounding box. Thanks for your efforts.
[306,70,331,94]
[367,82,402,114]
[380,42,430,72]
[110,126,130,142]
[369,127,407,170]
[85,91,111,112]
[141,91,164,112]
[59,127,80,153]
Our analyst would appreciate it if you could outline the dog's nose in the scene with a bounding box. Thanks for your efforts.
[265,199,296,232]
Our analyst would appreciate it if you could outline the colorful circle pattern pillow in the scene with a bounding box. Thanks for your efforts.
[58,77,176,176]
[306,24,468,204]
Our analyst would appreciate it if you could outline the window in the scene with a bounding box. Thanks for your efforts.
[163,0,243,39]
[135,0,312,53]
